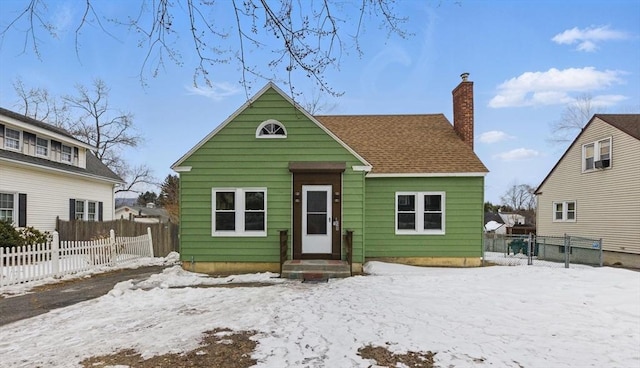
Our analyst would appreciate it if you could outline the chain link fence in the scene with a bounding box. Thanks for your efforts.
[483,233,603,268]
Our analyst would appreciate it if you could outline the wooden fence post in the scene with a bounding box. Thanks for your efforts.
[147,227,154,257]
[51,231,60,277]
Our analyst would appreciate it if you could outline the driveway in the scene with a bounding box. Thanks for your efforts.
[0,265,168,326]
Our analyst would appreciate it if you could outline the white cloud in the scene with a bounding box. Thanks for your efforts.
[185,82,241,101]
[489,67,625,108]
[552,26,629,52]
[478,130,514,144]
[590,94,628,107]
[493,148,540,161]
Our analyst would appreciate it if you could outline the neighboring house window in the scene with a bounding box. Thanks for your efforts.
[36,137,49,156]
[212,188,267,236]
[75,200,85,220]
[61,144,72,162]
[553,201,576,222]
[396,192,445,234]
[256,120,287,138]
[70,199,102,221]
[87,202,97,221]
[0,192,15,223]
[72,199,99,221]
[583,138,611,171]
[4,127,20,150]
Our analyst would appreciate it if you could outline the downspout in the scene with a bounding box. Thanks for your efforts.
[361,170,366,266]
[352,165,371,268]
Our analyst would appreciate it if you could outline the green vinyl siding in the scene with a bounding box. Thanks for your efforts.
[364,176,484,258]
[179,88,365,263]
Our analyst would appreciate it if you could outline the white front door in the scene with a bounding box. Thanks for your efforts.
[302,185,332,254]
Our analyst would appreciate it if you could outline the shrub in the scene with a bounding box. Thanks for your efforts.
[18,226,51,246]
[0,221,51,249]
[0,220,23,248]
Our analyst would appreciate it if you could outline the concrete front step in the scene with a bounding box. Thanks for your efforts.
[281,260,351,280]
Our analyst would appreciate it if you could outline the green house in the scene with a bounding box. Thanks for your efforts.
[171,74,488,275]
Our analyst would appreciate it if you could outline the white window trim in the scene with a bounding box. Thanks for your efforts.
[4,127,21,151]
[75,199,98,221]
[87,201,97,221]
[256,119,287,139]
[0,192,17,224]
[212,188,267,237]
[61,144,73,163]
[582,137,612,172]
[395,191,446,235]
[36,137,49,157]
[552,201,576,222]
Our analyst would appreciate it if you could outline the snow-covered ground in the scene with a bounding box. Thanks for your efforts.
[1,255,638,368]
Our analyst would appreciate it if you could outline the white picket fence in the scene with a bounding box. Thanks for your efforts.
[0,228,154,288]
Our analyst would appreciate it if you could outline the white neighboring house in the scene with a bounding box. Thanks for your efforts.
[0,107,123,232]
[484,212,525,235]
[498,212,526,228]
[535,114,640,268]
[115,203,170,224]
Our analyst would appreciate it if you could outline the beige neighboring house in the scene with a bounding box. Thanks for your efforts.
[115,203,170,223]
[0,107,123,232]
[535,114,640,267]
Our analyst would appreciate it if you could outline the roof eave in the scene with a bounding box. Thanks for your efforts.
[0,113,96,151]
[366,172,488,178]
[0,156,124,185]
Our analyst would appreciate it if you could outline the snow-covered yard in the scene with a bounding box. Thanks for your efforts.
[0,256,638,368]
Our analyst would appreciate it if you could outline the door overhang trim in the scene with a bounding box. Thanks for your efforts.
[289,161,346,173]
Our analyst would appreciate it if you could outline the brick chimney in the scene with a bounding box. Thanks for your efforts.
[452,72,474,150]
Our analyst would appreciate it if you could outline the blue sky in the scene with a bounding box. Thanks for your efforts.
[1,0,639,203]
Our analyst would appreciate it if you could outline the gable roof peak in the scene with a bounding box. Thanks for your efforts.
[171,81,370,169]
[594,113,640,140]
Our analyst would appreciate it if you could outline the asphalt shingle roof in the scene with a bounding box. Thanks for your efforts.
[315,114,488,174]
[595,114,640,140]
[0,148,122,182]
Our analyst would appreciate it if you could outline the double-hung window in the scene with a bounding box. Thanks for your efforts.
[36,137,49,156]
[553,201,576,222]
[583,138,611,171]
[75,200,85,220]
[4,128,20,150]
[87,201,97,221]
[61,145,73,163]
[396,192,445,234]
[70,199,100,221]
[213,188,267,236]
[0,193,15,223]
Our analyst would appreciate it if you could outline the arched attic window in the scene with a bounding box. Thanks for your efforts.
[256,119,287,138]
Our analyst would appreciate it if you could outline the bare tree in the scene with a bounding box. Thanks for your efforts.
[13,77,156,194]
[301,89,338,115]
[549,94,599,143]
[1,0,409,97]
[12,78,70,127]
[500,183,536,225]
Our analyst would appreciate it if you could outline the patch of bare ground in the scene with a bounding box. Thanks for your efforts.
[80,328,257,368]
[358,344,436,368]
[80,331,440,368]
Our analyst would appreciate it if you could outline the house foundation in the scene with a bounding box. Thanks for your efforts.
[182,261,364,275]
[365,257,482,268]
